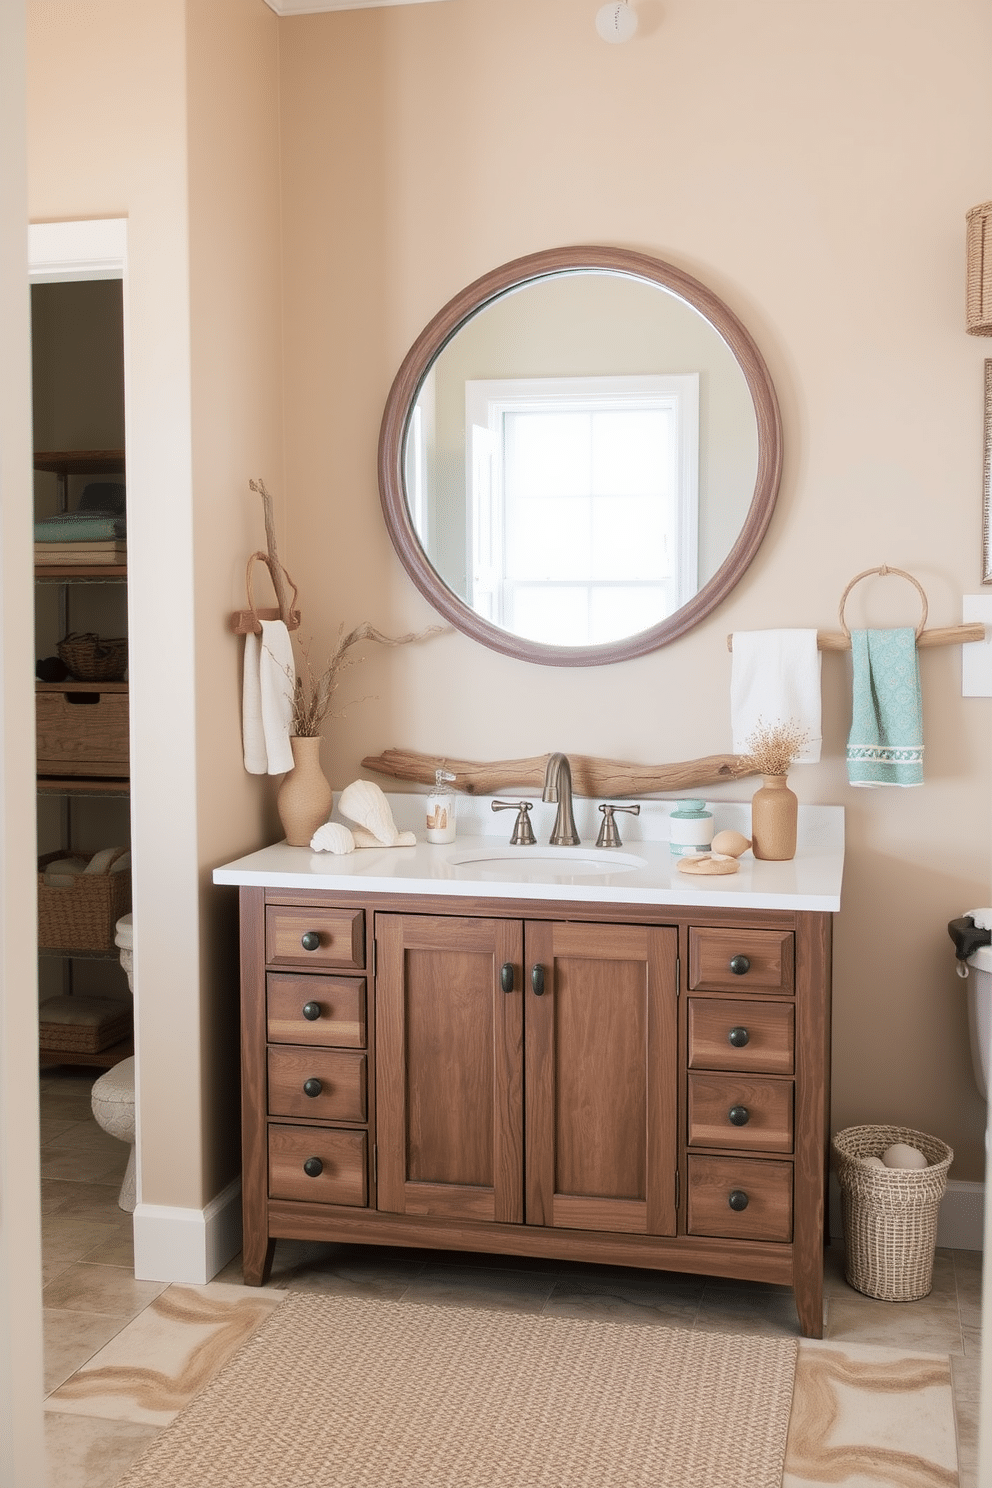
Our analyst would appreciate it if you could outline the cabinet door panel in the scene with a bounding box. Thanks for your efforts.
[525,921,678,1236]
[376,914,523,1222]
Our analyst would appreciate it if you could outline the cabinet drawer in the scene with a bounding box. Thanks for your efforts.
[687,998,794,1075]
[266,974,366,1048]
[687,1073,793,1152]
[268,1124,367,1206]
[265,905,364,971]
[688,928,794,994]
[267,1047,367,1122]
[686,1155,793,1241]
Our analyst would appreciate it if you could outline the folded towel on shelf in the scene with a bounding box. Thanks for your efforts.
[35,540,126,565]
[35,512,126,542]
[730,629,821,762]
[846,627,924,787]
[242,619,296,775]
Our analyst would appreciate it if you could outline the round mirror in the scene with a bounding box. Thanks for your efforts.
[378,246,782,667]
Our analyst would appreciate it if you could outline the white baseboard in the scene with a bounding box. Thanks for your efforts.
[132,1178,243,1284]
[829,1175,985,1251]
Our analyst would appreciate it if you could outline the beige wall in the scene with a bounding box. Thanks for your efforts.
[1,0,45,1477]
[278,0,992,1179]
[26,0,282,1210]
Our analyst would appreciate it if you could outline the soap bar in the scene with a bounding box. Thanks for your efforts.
[882,1142,928,1169]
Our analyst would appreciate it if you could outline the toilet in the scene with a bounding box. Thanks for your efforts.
[964,943,992,1102]
[90,914,136,1212]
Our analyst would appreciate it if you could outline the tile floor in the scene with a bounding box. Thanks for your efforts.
[39,1066,983,1487]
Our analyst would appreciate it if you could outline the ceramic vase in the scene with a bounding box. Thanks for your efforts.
[277,735,333,847]
[750,774,798,861]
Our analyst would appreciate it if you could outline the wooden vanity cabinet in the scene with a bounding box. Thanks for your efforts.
[237,887,831,1338]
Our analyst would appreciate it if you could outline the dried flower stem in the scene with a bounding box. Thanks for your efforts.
[742,719,809,777]
[288,621,444,737]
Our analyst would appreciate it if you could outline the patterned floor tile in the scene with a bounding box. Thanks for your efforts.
[46,1282,284,1425]
[784,1339,957,1488]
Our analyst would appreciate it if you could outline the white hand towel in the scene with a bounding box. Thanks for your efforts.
[242,631,268,774]
[242,621,296,775]
[731,629,821,763]
[259,620,296,775]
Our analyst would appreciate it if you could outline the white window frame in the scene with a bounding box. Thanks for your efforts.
[464,374,699,636]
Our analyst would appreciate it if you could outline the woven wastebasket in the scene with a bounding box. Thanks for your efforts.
[832,1125,953,1302]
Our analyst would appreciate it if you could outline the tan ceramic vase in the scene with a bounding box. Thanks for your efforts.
[276,735,333,847]
[750,774,798,861]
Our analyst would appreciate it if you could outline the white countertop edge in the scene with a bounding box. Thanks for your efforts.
[211,862,841,913]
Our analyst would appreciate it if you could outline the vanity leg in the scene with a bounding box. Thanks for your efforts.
[794,1272,824,1339]
[242,1232,275,1288]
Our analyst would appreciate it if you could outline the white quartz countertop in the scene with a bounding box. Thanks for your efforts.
[213,794,844,912]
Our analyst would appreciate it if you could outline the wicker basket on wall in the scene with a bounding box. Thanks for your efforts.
[966,201,992,335]
[832,1124,953,1302]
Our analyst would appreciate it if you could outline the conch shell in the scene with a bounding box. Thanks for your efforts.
[338,779,401,845]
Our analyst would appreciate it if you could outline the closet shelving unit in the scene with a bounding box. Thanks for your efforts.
[35,448,132,1069]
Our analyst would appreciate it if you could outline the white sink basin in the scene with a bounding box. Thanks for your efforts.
[447,846,648,883]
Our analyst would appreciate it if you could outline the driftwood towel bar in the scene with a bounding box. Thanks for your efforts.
[727,565,985,652]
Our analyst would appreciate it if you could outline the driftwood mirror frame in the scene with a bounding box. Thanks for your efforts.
[377,245,784,667]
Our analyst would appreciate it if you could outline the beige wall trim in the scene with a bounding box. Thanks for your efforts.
[132,1179,242,1285]
[829,1177,986,1254]
[264,0,451,12]
[28,217,126,283]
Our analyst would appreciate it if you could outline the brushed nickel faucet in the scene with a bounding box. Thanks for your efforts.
[542,753,580,846]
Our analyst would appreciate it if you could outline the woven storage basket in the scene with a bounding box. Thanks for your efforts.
[57,632,128,682]
[966,201,992,335]
[38,849,131,952]
[832,1124,953,1302]
[38,995,132,1054]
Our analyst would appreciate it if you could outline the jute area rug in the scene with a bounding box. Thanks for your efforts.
[116,1293,798,1488]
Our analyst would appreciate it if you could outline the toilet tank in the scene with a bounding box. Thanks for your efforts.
[966,944,992,1100]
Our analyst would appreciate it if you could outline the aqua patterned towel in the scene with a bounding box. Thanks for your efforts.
[846,627,924,787]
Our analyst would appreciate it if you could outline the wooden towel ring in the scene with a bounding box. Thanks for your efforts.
[838,565,929,641]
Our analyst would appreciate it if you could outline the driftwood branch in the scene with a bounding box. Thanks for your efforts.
[360,748,758,797]
[248,477,294,627]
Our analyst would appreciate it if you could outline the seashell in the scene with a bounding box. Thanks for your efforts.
[677,854,739,876]
[338,779,400,845]
[353,826,417,849]
[711,829,752,858]
[309,821,356,855]
[882,1142,928,1170]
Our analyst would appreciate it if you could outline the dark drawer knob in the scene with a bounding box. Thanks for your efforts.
[303,1157,323,1178]
[531,964,545,997]
[303,1078,323,1099]
[500,962,515,994]
[729,954,751,976]
[301,931,321,952]
[728,1189,749,1211]
[727,1026,750,1047]
[728,1105,750,1126]
[302,1001,321,1022]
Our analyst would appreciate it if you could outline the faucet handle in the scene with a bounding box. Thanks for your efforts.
[595,802,641,849]
[492,799,537,846]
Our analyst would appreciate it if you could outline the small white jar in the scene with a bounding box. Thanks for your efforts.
[668,799,714,856]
